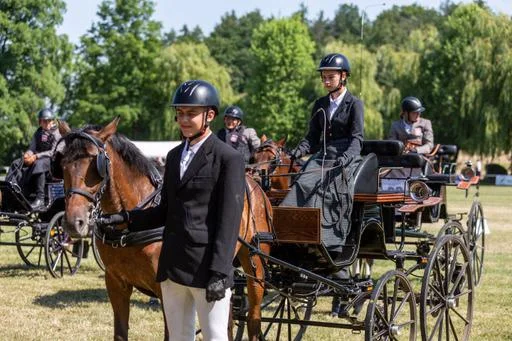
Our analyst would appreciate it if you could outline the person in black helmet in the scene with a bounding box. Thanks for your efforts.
[388,96,434,154]
[22,108,61,209]
[217,105,261,163]
[99,80,245,341]
[283,53,364,313]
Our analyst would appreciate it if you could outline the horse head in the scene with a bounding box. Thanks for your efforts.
[56,117,158,238]
[251,136,299,190]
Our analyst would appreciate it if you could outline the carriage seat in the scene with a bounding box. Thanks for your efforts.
[361,140,404,157]
[377,153,426,169]
[361,140,426,169]
[437,144,458,157]
[353,153,379,194]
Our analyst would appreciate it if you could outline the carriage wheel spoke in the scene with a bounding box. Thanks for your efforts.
[448,314,461,341]
[392,291,411,321]
[50,250,63,271]
[427,307,445,341]
[449,262,467,296]
[262,295,285,339]
[449,304,470,325]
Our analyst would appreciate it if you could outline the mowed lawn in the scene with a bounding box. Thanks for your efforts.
[0,185,511,340]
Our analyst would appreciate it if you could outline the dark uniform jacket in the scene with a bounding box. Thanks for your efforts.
[129,134,245,288]
[217,126,260,163]
[296,90,364,163]
[388,118,434,154]
[26,127,61,175]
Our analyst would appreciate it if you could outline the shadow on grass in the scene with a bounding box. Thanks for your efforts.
[0,264,48,277]
[34,288,161,311]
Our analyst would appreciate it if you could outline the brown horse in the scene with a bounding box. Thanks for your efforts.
[56,117,271,341]
[250,136,301,190]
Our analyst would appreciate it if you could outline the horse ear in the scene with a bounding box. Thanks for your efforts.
[261,134,267,143]
[97,116,120,142]
[277,136,287,147]
[58,120,71,136]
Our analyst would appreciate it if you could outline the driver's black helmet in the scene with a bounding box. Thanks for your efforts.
[401,96,425,113]
[224,105,244,121]
[38,108,55,120]
[317,53,351,75]
[171,80,220,115]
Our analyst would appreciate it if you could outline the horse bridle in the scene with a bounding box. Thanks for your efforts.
[62,131,111,222]
[252,142,284,175]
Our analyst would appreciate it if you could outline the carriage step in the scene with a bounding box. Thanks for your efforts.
[255,232,275,243]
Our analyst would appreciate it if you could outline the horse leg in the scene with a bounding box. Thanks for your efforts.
[238,244,269,341]
[105,273,133,341]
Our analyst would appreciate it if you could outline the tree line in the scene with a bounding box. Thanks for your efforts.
[1,0,511,165]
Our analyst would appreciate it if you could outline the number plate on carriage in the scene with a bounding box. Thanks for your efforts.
[272,207,321,244]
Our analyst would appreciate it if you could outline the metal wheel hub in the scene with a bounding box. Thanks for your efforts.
[390,324,401,337]
[447,296,457,308]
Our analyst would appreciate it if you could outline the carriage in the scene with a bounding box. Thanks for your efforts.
[0,174,103,278]
[233,139,485,340]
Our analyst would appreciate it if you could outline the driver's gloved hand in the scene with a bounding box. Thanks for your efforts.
[290,148,303,160]
[97,211,129,227]
[205,271,227,302]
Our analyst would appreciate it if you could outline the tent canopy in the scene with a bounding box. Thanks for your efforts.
[131,141,181,158]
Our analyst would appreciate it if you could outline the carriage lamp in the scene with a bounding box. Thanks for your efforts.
[408,180,432,203]
[460,161,476,181]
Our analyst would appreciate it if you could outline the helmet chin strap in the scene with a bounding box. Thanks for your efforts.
[328,72,346,96]
[186,112,210,145]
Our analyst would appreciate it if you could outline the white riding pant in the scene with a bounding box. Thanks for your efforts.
[160,278,232,341]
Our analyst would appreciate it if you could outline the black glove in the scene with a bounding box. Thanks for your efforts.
[334,155,351,168]
[205,271,227,302]
[290,148,303,160]
[97,211,129,226]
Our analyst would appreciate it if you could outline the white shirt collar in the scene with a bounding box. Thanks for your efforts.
[184,131,212,153]
[328,88,347,120]
[330,89,346,106]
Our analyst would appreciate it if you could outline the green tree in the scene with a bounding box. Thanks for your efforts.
[148,42,237,140]
[0,0,72,163]
[242,16,316,144]
[70,0,162,139]
[309,11,332,57]
[367,5,442,49]
[331,4,361,45]
[420,4,512,156]
[205,10,265,93]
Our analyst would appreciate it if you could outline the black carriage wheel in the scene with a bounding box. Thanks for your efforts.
[467,201,485,286]
[365,269,417,341]
[15,225,45,267]
[420,235,474,341]
[91,234,106,271]
[436,220,467,245]
[44,211,84,278]
[258,291,313,341]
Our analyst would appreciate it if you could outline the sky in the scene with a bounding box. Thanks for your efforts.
[58,0,512,44]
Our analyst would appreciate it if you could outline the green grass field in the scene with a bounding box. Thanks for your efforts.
[0,185,511,340]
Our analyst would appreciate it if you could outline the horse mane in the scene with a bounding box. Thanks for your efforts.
[61,124,159,180]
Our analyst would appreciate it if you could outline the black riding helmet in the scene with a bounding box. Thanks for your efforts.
[401,96,425,113]
[38,108,55,120]
[317,53,351,75]
[224,105,244,121]
[171,80,220,115]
